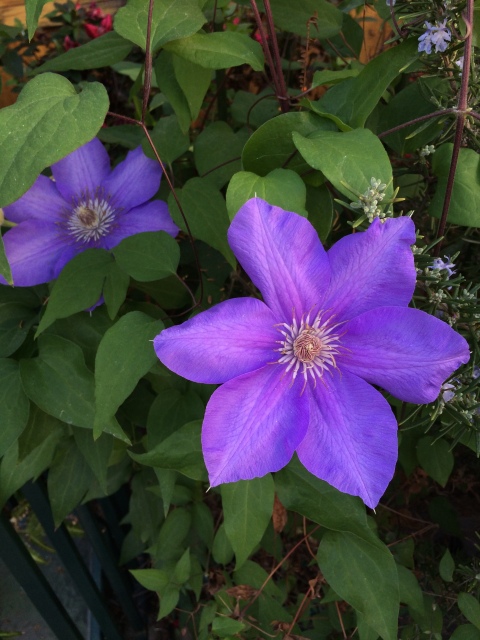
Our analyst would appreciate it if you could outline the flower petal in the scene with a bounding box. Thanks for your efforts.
[296,370,398,508]
[228,198,331,320]
[203,365,309,486]
[339,306,470,403]
[154,298,279,384]
[51,138,111,202]
[0,221,69,286]
[101,200,179,250]
[323,217,416,322]
[101,147,163,211]
[3,175,67,223]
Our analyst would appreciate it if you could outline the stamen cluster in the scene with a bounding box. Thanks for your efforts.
[66,193,117,243]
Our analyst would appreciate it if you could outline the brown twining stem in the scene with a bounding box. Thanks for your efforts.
[141,0,155,123]
[107,111,204,310]
[250,0,289,113]
[434,0,474,256]
[377,109,456,139]
[240,524,320,617]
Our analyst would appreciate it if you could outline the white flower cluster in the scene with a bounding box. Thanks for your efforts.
[350,178,388,223]
[420,145,436,158]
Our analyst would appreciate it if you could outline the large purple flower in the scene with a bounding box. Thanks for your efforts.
[1,138,179,286]
[154,199,469,508]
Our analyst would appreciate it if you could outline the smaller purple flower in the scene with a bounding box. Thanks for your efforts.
[1,138,179,287]
[386,0,396,6]
[418,20,451,54]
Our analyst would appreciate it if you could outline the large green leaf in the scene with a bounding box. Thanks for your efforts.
[242,111,337,176]
[226,169,308,220]
[113,232,180,282]
[458,593,480,630]
[194,122,248,189]
[25,0,49,39]
[173,55,212,122]
[315,38,418,128]
[416,436,454,487]
[293,128,393,199]
[155,51,192,133]
[20,334,129,442]
[0,359,30,458]
[47,437,92,526]
[221,475,275,568]
[130,420,207,481]
[430,144,480,227]
[275,457,369,539]
[114,0,206,51]
[36,249,114,336]
[270,0,342,39]
[164,32,264,71]
[0,303,37,356]
[94,311,163,437]
[142,116,190,165]
[73,428,113,494]
[33,32,133,73]
[0,74,108,207]
[318,530,399,640]
[167,177,235,266]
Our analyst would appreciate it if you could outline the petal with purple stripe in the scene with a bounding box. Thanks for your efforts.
[203,364,309,486]
[228,198,331,321]
[296,370,398,508]
[154,298,280,384]
[339,306,470,403]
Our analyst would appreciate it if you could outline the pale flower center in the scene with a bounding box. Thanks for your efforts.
[66,195,117,243]
[275,311,343,390]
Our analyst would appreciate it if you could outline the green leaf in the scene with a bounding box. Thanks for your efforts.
[0,426,63,507]
[0,359,30,458]
[450,625,480,640]
[94,311,163,436]
[103,262,130,320]
[173,55,212,122]
[270,0,342,39]
[221,475,275,569]
[0,303,37,356]
[168,177,235,267]
[33,32,133,74]
[47,437,92,526]
[242,111,337,176]
[114,0,206,51]
[164,32,264,71]
[416,436,454,487]
[430,144,480,227]
[226,169,308,220]
[312,68,361,87]
[0,74,109,207]
[212,522,234,565]
[73,428,113,494]
[439,548,455,582]
[131,568,169,592]
[131,420,207,481]
[194,122,248,189]
[318,530,399,640]
[25,0,49,39]
[0,236,12,285]
[155,51,192,133]
[97,125,144,150]
[275,457,369,539]
[306,183,333,243]
[113,232,180,282]
[293,128,394,199]
[459,593,480,630]
[36,249,114,336]
[20,334,129,442]
[315,38,418,128]
[397,565,425,615]
[147,388,205,449]
[142,116,190,165]
[211,617,246,637]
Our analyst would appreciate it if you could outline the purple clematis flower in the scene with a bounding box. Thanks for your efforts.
[1,138,179,286]
[154,199,469,508]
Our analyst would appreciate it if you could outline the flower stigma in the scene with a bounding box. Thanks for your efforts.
[64,191,118,244]
[275,311,343,391]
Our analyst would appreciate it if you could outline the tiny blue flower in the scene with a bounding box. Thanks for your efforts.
[432,256,456,278]
[418,20,451,54]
